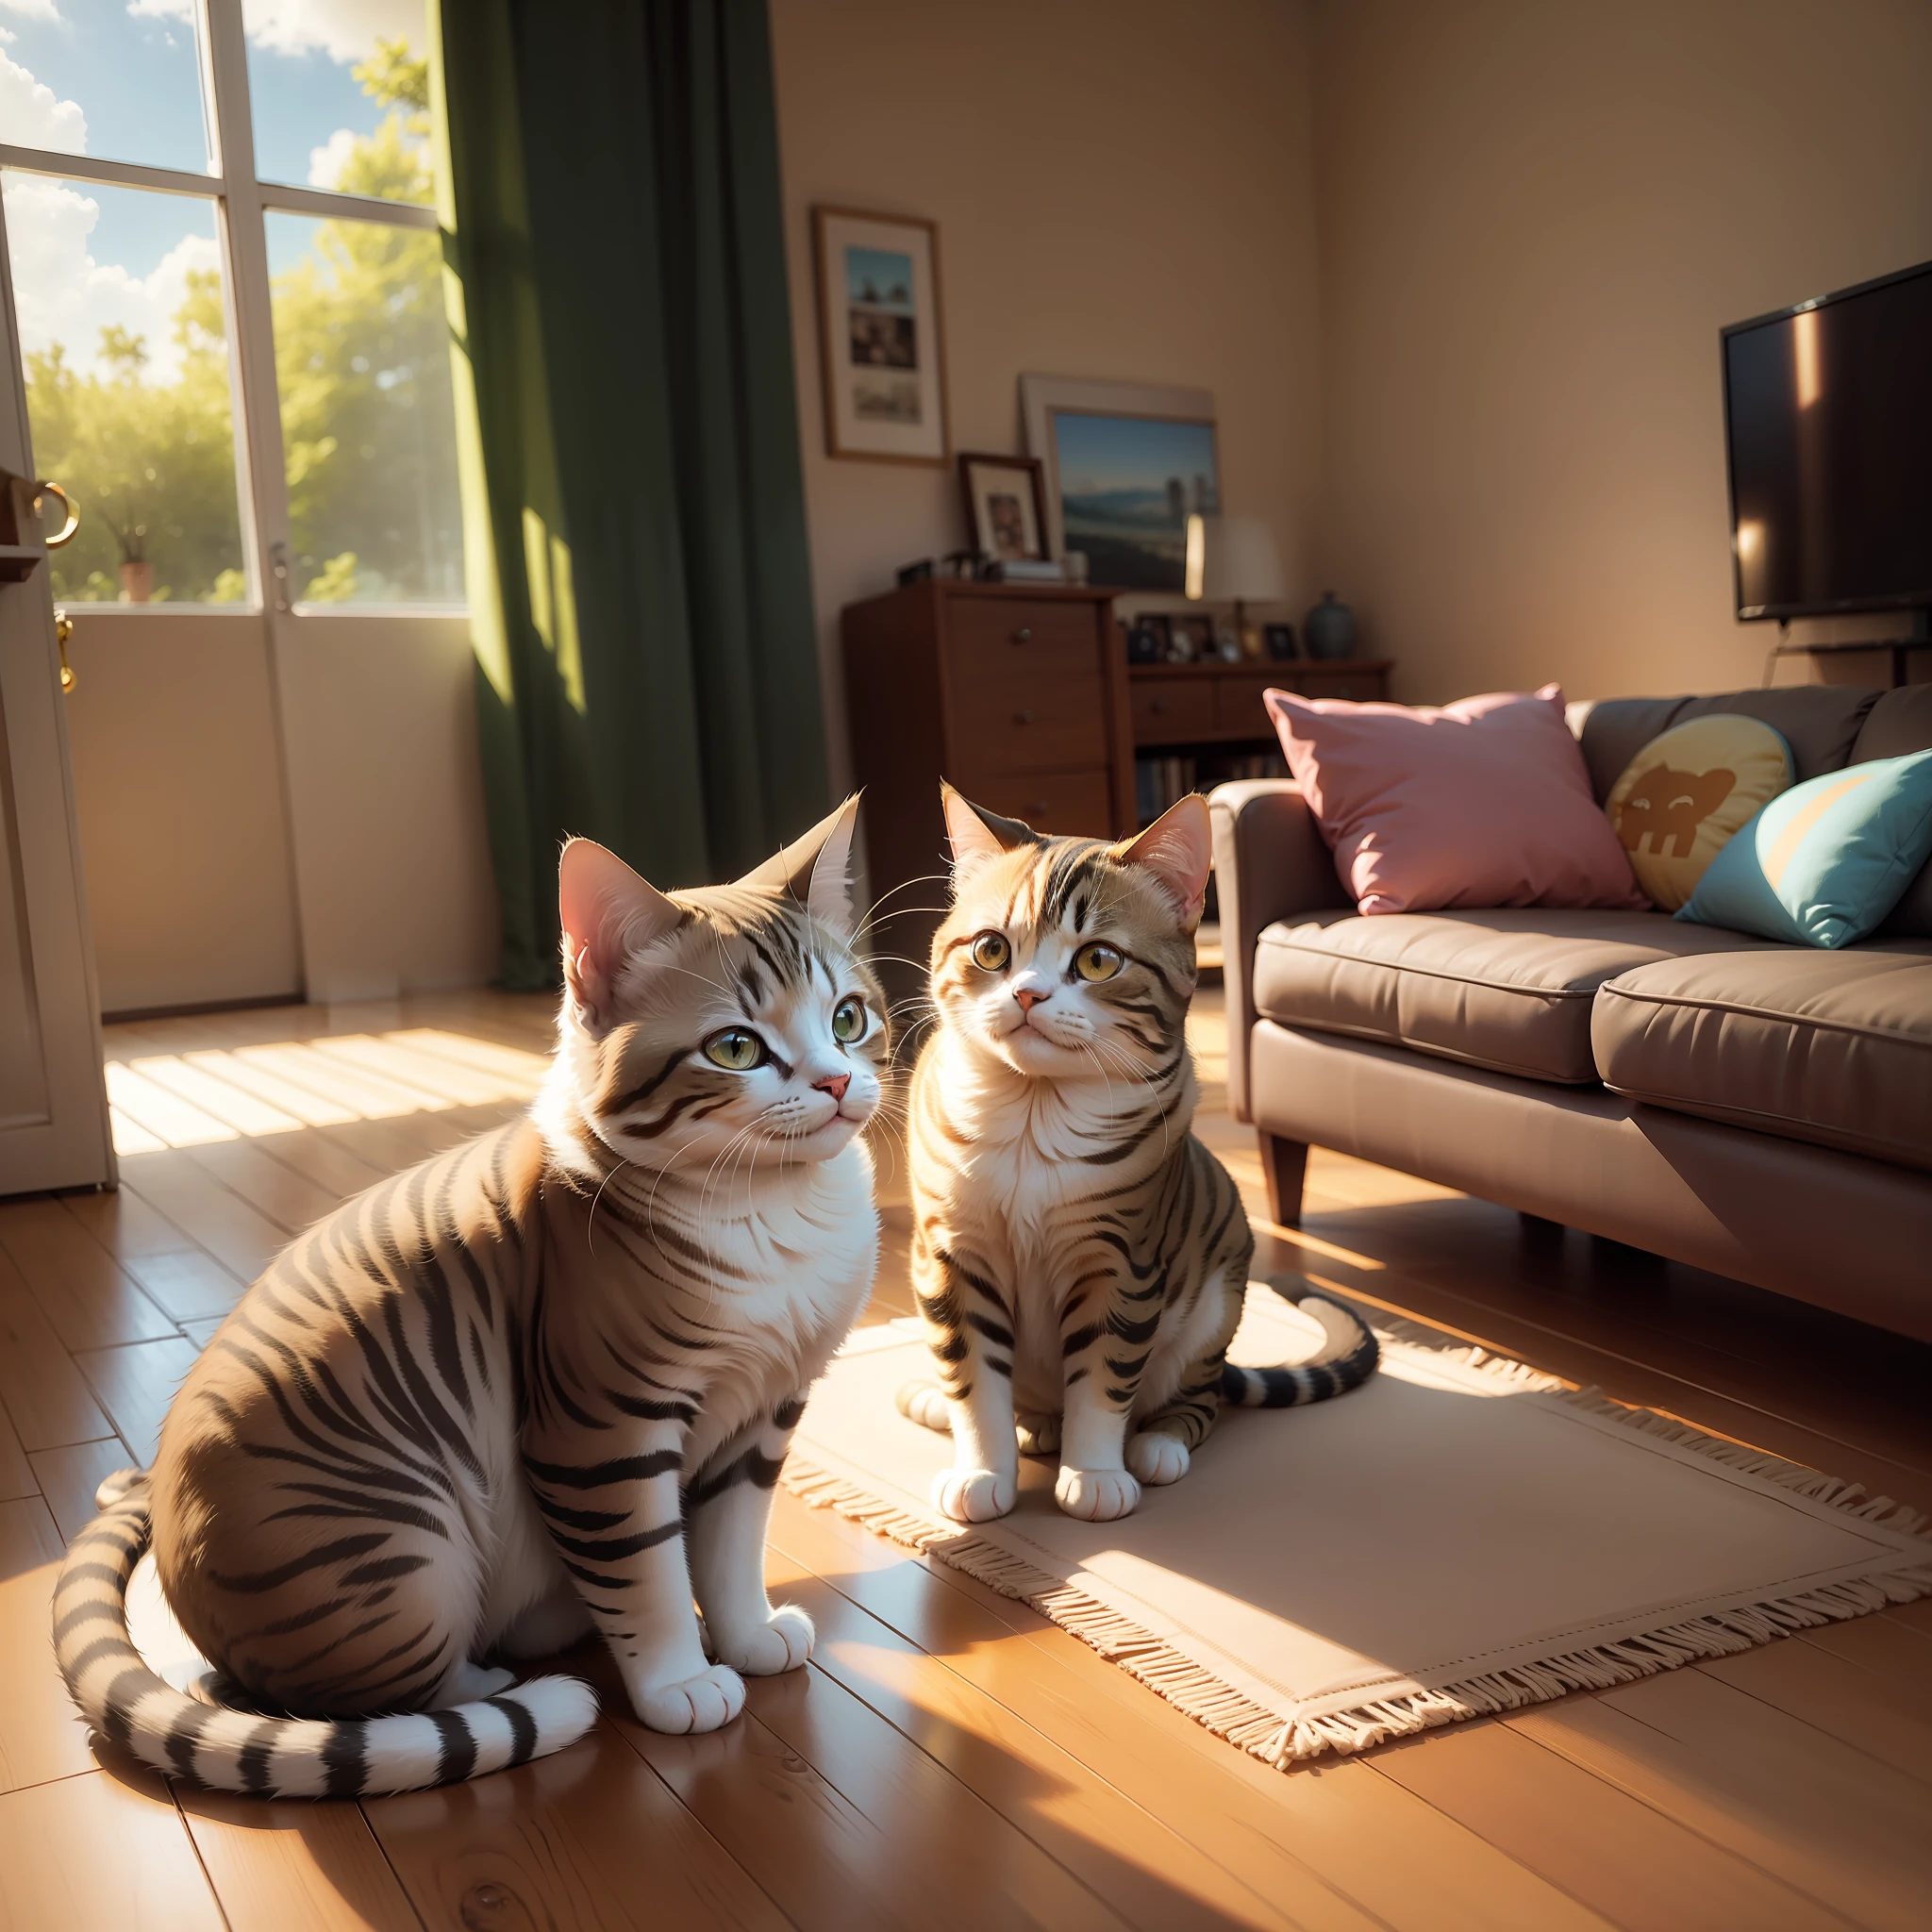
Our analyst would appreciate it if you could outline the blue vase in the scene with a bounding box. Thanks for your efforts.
[1304,591,1356,660]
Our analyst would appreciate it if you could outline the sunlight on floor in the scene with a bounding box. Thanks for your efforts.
[105,1028,550,1154]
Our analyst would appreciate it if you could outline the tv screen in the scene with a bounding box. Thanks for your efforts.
[1722,258,1932,622]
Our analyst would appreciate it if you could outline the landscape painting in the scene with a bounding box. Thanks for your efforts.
[845,244,921,423]
[1050,409,1221,590]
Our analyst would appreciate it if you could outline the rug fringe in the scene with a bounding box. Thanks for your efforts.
[783,1313,1932,1771]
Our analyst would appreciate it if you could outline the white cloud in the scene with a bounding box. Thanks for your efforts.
[0,48,86,151]
[0,3,65,25]
[306,125,358,188]
[125,1,194,22]
[242,0,421,64]
[1,174,220,385]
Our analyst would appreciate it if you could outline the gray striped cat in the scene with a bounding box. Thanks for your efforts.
[898,787,1376,1524]
[56,799,887,1796]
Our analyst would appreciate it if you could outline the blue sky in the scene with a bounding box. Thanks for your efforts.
[1,0,422,280]
[1054,410,1219,502]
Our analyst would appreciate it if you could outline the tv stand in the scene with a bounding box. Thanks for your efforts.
[1764,608,1928,689]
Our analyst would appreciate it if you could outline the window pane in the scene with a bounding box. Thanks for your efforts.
[243,1,435,207]
[3,174,246,606]
[265,209,463,605]
[0,0,211,175]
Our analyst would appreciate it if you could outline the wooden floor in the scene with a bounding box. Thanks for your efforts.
[1,986,1928,1930]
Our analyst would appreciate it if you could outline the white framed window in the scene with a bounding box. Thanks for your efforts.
[0,0,465,612]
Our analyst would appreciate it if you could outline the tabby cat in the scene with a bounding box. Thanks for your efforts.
[898,786,1376,1524]
[56,800,887,1797]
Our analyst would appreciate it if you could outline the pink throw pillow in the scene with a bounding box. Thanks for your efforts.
[1264,683,1646,915]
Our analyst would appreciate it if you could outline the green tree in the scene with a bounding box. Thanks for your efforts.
[22,40,459,607]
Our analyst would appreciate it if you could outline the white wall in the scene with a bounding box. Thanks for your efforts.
[1313,0,1932,706]
[770,0,1326,786]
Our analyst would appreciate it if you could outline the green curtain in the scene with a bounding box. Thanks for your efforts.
[437,0,827,990]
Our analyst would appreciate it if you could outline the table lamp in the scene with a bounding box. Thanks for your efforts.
[1199,515,1285,659]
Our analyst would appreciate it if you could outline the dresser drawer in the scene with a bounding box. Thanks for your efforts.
[948,662,1109,774]
[1214,676,1279,736]
[944,597,1098,675]
[1291,666,1387,704]
[1131,677,1216,741]
[950,765,1115,838]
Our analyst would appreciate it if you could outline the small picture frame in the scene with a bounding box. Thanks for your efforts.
[811,207,949,465]
[958,452,1049,563]
[1263,622,1299,661]
[1132,612,1173,662]
[1213,619,1242,662]
[1170,613,1214,662]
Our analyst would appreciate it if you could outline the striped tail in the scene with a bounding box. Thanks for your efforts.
[53,1470,599,1798]
[1221,1291,1379,1407]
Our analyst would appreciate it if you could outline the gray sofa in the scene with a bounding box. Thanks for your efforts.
[1209,684,1932,1342]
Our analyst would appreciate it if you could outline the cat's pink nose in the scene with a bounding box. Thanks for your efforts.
[814,1073,851,1102]
[1013,988,1047,1011]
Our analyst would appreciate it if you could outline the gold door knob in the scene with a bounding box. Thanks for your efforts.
[54,608,75,694]
[35,481,79,548]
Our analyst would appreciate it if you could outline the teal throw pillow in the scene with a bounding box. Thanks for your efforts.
[1675,748,1932,948]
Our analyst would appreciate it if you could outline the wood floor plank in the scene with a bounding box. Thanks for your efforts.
[771,1492,1613,1932]
[361,1724,791,1932]
[1698,1638,1932,1785]
[177,1790,426,1932]
[0,1194,180,1352]
[179,1317,227,1350]
[0,1766,227,1930]
[29,1437,136,1541]
[222,1124,389,1205]
[116,1151,293,1284]
[1514,1680,1930,1932]
[0,1249,116,1450]
[0,1395,32,1502]
[120,1247,248,1324]
[0,1528,96,1794]
[1372,1714,1853,1931]
[1797,1612,1932,1700]
[74,1337,200,1468]
[181,1137,346,1237]
[615,1660,1139,1932]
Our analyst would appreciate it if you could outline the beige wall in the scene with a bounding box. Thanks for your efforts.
[1313,0,1932,707]
[770,0,1324,788]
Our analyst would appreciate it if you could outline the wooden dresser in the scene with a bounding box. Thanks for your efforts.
[841,580,1132,994]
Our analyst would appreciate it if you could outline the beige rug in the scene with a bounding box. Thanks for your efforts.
[785,1286,1932,1767]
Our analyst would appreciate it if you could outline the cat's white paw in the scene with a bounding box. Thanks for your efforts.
[1127,1431,1191,1485]
[710,1605,814,1675]
[1056,1466,1141,1520]
[632,1663,745,1734]
[930,1466,1015,1522]
[895,1380,953,1433]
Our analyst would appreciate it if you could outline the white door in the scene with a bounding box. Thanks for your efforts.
[0,0,496,1029]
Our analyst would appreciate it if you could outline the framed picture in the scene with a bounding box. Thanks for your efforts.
[1129,612,1172,663]
[1263,622,1299,661]
[1020,375,1219,590]
[1169,613,1214,662]
[811,207,949,464]
[958,452,1048,562]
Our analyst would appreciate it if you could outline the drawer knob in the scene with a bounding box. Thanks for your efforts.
[1028,799,1047,815]
[1151,696,1168,714]
[1014,708,1034,725]
[1013,626,1033,643]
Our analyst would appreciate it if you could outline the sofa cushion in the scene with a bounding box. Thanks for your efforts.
[1593,941,1932,1172]
[1572,688,1879,803]
[1253,909,1768,1085]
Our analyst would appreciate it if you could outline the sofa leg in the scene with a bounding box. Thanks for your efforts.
[1257,1132,1308,1228]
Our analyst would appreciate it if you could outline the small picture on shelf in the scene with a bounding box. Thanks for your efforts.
[1263,622,1298,661]
[1169,612,1214,662]
[1125,615,1166,664]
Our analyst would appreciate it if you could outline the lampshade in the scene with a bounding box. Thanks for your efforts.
[1200,515,1286,602]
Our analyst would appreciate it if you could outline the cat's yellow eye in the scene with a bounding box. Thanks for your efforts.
[1074,941,1124,982]
[832,996,867,1043]
[703,1026,766,1072]
[971,931,1011,972]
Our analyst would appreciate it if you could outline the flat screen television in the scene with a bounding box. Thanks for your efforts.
[1721,258,1932,625]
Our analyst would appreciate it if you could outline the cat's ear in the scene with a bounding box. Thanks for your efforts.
[558,838,685,1029]
[1110,793,1212,933]
[942,782,1041,885]
[737,794,863,938]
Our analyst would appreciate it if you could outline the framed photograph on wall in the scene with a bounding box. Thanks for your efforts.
[958,452,1048,562]
[811,207,949,464]
[1020,375,1219,591]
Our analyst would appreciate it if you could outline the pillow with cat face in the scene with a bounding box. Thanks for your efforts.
[1604,715,1793,911]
